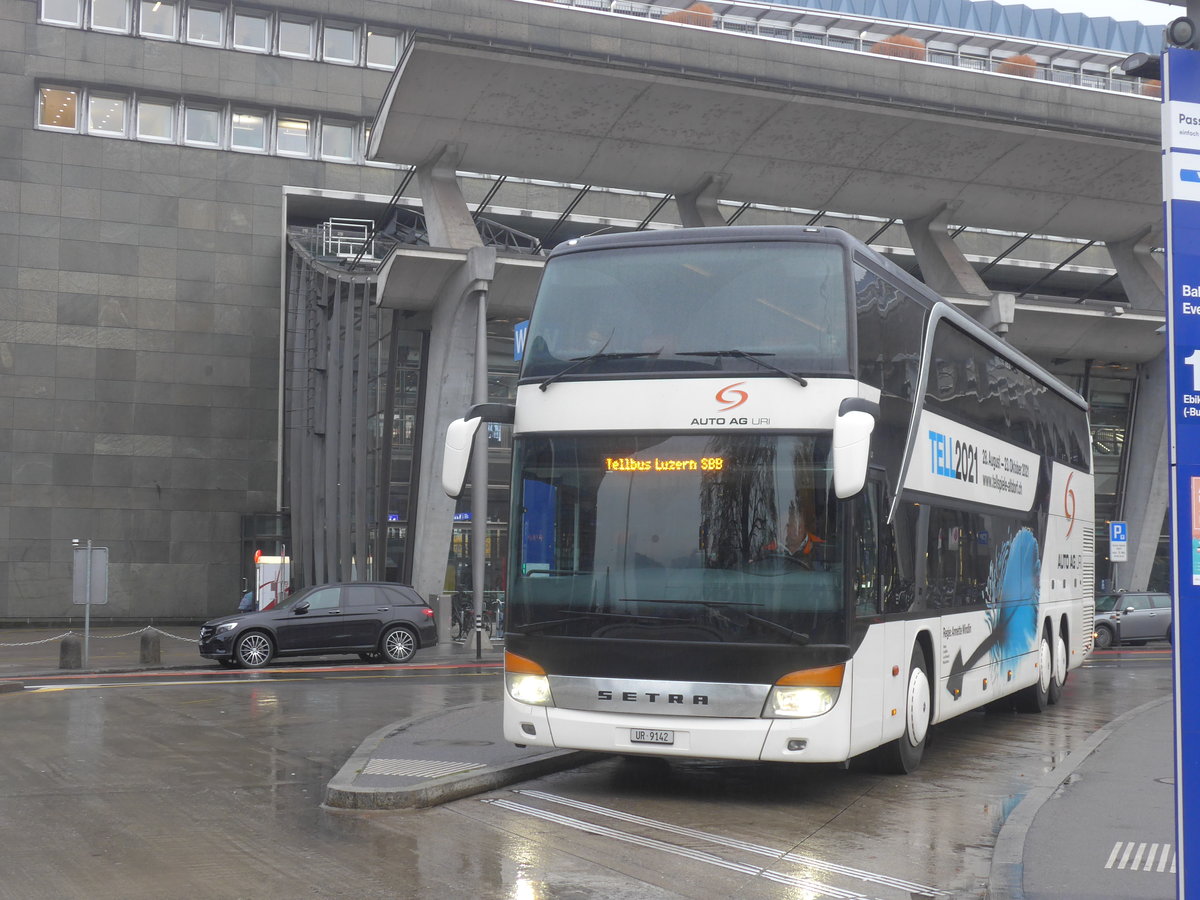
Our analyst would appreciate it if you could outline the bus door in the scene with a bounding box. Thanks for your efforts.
[849,476,891,750]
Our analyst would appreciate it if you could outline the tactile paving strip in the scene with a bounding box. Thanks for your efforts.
[362,758,487,778]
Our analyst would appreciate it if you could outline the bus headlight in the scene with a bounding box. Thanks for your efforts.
[505,651,553,706]
[764,663,845,718]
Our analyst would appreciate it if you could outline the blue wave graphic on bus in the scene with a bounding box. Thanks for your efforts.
[985,527,1040,664]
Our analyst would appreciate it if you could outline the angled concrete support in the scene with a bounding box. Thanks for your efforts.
[408,246,497,608]
[414,144,484,250]
[903,204,991,301]
[676,174,729,228]
[1106,226,1165,313]
[1118,351,1169,591]
[977,292,1016,338]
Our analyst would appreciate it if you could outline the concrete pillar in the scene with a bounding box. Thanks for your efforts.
[1106,226,1165,313]
[406,248,497,609]
[676,174,728,228]
[1118,351,1170,591]
[902,204,991,301]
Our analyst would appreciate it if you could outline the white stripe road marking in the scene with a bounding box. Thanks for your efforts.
[483,798,871,899]
[1105,841,1176,873]
[515,789,951,897]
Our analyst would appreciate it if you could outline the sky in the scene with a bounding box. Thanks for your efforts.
[1016,0,1175,25]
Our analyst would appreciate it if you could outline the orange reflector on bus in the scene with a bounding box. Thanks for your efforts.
[775,663,845,687]
[505,651,546,675]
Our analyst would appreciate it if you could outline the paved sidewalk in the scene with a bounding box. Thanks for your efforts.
[0,625,599,809]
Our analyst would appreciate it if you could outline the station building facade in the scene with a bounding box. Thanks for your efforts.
[0,0,1167,622]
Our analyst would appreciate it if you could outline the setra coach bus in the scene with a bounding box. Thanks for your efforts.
[443,226,1094,773]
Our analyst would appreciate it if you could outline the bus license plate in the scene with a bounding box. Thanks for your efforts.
[630,728,674,745]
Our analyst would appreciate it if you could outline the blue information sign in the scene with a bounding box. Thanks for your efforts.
[1165,46,1200,899]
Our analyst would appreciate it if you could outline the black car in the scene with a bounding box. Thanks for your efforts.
[199,582,437,669]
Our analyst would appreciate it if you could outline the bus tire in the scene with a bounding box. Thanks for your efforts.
[876,646,931,774]
[1047,631,1067,706]
[1015,629,1052,713]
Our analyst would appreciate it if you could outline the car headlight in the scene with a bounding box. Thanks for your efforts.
[505,651,553,706]
[216,622,239,633]
[764,663,845,718]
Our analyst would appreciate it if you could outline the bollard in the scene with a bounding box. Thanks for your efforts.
[59,634,82,669]
[139,629,161,665]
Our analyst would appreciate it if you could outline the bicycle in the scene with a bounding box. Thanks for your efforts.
[451,595,474,641]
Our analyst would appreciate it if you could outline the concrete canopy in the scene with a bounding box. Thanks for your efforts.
[370,3,1161,245]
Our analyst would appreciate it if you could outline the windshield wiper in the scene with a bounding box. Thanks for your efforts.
[514,609,682,635]
[538,350,661,392]
[676,349,808,387]
[616,597,809,645]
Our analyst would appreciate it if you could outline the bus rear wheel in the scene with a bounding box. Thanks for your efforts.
[1015,630,1052,713]
[876,646,930,774]
[1047,631,1067,705]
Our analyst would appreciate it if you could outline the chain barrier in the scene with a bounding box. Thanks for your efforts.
[0,625,200,647]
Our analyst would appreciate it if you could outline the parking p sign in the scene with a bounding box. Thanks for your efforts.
[1109,521,1128,563]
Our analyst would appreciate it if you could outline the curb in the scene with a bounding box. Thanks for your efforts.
[322,708,602,811]
[987,695,1172,899]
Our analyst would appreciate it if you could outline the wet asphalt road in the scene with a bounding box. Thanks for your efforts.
[0,647,1173,900]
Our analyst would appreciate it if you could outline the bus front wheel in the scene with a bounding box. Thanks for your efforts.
[876,646,931,774]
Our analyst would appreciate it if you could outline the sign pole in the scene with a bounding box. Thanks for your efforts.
[1165,44,1200,900]
[83,538,92,669]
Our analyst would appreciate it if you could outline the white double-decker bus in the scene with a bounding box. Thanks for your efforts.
[446,226,1094,773]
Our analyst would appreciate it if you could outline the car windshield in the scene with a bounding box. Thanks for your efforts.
[1095,594,1122,612]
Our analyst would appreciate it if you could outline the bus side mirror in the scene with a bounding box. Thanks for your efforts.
[442,416,482,498]
[832,407,876,498]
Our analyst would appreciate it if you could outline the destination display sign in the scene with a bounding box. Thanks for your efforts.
[605,456,725,473]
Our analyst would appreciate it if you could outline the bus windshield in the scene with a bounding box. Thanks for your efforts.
[509,433,846,646]
[521,241,851,382]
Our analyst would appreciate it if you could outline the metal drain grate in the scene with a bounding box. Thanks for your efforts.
[362,758,487,778]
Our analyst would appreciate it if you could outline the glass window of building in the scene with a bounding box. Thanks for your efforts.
[232,10,270,52]
[278,18,314,58]
[183,104,220,146]
[366,31,400,69]
[136,98,175,141]
[40,0,82,26]
[139,0,177,38]
[186,4,224,46]
[322,23,358,64]
[276,117,311,156]
[320,121,355,161]
[87,93,127,136]
[231,110,267,151]
[91,0,130,32]
[38,86,79,130]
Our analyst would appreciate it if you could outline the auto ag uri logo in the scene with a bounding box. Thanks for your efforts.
[716,382,748,411]
[1063,471,1076,537]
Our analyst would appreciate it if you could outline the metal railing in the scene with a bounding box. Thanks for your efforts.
[534,0,1160,98]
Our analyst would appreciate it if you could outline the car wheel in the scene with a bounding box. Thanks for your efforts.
[234,631,273,669]
[875,646,930,774]
[1047,631,1067,706]
[1094,624,1115,651]
[381,626,417,663]
[1015,630,1051,713]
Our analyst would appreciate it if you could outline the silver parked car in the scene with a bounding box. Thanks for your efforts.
[1093,592,1173,650]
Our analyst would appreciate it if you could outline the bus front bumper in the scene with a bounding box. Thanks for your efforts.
[503,693,853,763]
